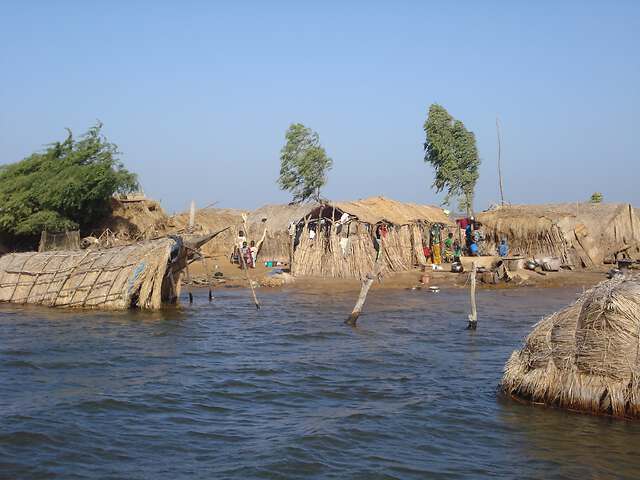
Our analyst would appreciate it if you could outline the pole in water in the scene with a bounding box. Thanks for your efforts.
[346,239,384,326]
[189,292,194,304]
[238,244,260,309]
[467,261,478,330]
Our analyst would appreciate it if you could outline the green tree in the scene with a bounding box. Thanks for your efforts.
[278,123,333,203]
[423,104,480,216]
[590,192,603,203]
[0,123,138,240]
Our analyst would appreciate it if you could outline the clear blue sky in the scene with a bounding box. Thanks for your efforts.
[1,1,638,213]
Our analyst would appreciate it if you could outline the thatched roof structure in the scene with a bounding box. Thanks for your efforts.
[327,196,453,226]
[169,208,245,259]
[502,274,640,418]
[0,233,219,310]
[245,203,319,264]
[477,203,640,267]
[292,196,453,278]
[92,198,170,242]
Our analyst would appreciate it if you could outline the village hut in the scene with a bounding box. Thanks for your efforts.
[291,196,453,279]
[0,232,220,310]
[502,273,640,418]
[93,196,170,242]
[169,207,245,261]
[245,203,319,265]
[477,203,640,268]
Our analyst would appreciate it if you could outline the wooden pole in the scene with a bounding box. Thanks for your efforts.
[185,263,193,304]
[467,261,477,329]
[496,117,505,206]
[345,235,384,326]
[188,200,196,233]
[238,247,260,309]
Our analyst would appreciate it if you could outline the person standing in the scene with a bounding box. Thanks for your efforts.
[498,238,509,257]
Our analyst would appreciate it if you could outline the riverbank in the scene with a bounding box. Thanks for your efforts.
[186,254,609,292]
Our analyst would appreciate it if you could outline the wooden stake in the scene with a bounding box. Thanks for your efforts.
[238,247,260,309]
[496,117,505,206]
[188,200,196,233]
[185,263,193,304]
[467,261,477,329]
[345,236,384,326]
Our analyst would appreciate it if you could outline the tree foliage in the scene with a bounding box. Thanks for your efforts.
[278,123,333,203]
[590,192,603,203]
[423,104,480,215]
[0,123,138,238]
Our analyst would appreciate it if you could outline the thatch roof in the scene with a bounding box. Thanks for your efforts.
[92,198,169,241]
[246,203,318,232]
[477,203,640,266]
[0,233,219,310]
[325,196,452,226]
[169,208,245,257]
[502,274,640,418]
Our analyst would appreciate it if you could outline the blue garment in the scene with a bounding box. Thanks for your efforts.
[470,243,479,255]
[498,243,509,257]
[465,224,472,241]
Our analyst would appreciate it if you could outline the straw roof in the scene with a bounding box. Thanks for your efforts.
[92,198,170,241]
[477,203,640,266]
[502,273,640,418]
[0,230,223,310]
[328,196,452,226]
[169,208,245,257]
[0,238,181,310]
[246,203,319,232]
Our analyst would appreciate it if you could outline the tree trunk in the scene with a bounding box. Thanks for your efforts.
[345,253,384,326]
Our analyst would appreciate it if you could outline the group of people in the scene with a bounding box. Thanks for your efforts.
[233,228,266,269]
[423,218,509,266]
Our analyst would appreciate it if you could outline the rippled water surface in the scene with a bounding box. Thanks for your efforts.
[2,286,640,479]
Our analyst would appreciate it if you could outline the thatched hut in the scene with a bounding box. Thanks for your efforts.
[168,207,245,261]
[502,274,640,418]
[477,203,640,268]
[291,196,453,279]
[245,203,319,264]
[0,233,219,310]
[92,197,170,242]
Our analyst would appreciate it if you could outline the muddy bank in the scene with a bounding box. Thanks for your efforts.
[185,253,609,293]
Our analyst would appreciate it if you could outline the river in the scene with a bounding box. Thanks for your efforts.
[1,286,639,479]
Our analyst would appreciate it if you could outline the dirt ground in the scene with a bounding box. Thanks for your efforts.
[186,253,610,293]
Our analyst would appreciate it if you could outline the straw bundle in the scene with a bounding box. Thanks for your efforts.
[502,274,640,417]
[0,238,181,310]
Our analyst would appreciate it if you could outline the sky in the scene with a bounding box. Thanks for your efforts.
[1,1,638,213]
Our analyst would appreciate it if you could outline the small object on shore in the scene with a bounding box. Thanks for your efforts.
[420,273,430,284]
[431,264,444,271]
[525,260,537,271]
[608,268,623,279]
[451,262,464,273]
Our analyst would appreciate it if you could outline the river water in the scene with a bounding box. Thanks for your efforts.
[1,286,640,479]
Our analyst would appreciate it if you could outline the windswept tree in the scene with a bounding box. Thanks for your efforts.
[0,123,138,241]
[423,104,480,216]
[278,123,333,203]
[590,192,603,203]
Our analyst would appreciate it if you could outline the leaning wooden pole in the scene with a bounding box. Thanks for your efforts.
[467,261,478,329]
[496,116,505,206]
[238,248,260,309]
[345,239,384,326]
